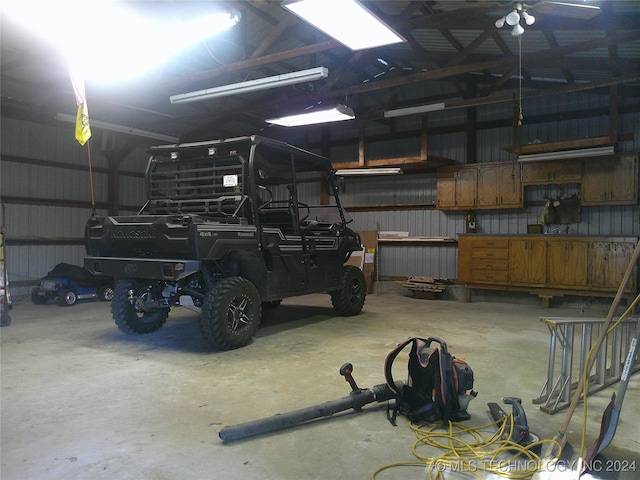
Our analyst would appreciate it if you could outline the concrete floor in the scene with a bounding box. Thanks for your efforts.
[1,285,638,480]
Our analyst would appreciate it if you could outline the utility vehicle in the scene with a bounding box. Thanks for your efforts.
[84,136,365,350]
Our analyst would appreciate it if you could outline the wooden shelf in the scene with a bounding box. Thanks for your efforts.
[344,203,436,213]
[378,236,457,245]
[502,133,633,154]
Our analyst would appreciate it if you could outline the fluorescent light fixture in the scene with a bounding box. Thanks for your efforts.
[266,104,355,127]
[384,102,446,119]
[170,67,328,104]
[55,113,179,143]
[282,0,405,51]
[335,168,402,176]
[517,146,614,162]
[4,1,240,83]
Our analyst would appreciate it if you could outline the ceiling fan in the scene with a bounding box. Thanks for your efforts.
[498,1,601,36]
[522,1,601,20]
[433,1,601,20]
[433,1,601,37]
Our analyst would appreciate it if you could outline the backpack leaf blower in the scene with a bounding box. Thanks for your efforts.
[219,363,400,443]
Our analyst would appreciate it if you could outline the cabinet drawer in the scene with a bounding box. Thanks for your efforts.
[473,259,508,271]
[472,248,509,260]
[473,238,509,249]
[471,270,509,283]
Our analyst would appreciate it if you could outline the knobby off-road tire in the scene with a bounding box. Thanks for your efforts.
[200,276,261,350]
[330,265,366,316]
[111,280,169,334]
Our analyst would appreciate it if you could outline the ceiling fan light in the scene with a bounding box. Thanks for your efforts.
[522,11,535,25]
[495,16,506,28]
[506,10,520,26]
[511,23,525,36]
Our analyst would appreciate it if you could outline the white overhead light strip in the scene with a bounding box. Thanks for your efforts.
[55,113,179,143]
[517,146,614,162]
[170,67,328,104]
[384,102,446,118]
[266,104,355,127]
[335,168,402,176]
[282,0,405,51]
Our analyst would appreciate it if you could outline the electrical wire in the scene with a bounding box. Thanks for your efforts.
[372,295,640,479]
[371,416,562,480]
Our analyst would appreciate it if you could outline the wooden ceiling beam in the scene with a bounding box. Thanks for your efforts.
[326,30,640,97]
[446,29,494,67]
[542,28,575,84]
[171,39,341,86]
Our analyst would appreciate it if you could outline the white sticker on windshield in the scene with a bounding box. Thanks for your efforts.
[223,175,238,187]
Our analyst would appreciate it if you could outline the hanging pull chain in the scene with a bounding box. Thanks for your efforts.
[518,35,523,126]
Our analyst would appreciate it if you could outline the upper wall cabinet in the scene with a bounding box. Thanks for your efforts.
[436,165,477,210]
[437,162,521,211]
[520,159,583,185]
[477,162,522,209]
[436,154,638,210]
[581,154,638,206]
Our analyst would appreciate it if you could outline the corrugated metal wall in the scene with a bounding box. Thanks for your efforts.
[333,92,639,280]
[1,118,149,297]
[2,92,639,297]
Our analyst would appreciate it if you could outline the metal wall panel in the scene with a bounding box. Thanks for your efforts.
[6,245,87,298]
[5,204,99,238]
[334,106,639,282]
[338,172,437,207]
[2,102,638,299]
[477,127,514,163]
[1,118,148,298]
[2,118,110,168]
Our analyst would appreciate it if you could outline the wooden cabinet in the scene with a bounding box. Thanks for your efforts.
[509,238,547,285]
[436,165,477,210]
[437,162,521,211]
[477,163,522,208]
[589,241,637,291]
[437,155,637,211]
[468,237,509,284]
[547,240,588,287]
[458,235,637,300]
[581,154,638,206]
[521,159,582,185]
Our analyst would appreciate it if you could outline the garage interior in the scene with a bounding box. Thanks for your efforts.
[1,1,639,479]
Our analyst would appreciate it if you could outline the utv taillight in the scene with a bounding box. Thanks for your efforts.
[162,264,174,278]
